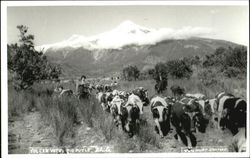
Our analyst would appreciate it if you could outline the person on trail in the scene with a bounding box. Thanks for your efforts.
[75,75,90,100]
[73,75,90,125]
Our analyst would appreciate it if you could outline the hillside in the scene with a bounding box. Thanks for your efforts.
[44,37,240,77]
[37,21,240,77]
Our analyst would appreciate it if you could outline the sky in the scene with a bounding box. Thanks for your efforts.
[7,5,249,46]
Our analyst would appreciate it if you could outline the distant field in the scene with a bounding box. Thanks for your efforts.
[8,73,246,153]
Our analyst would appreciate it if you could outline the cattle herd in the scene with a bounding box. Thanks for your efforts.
[53,81,247,152]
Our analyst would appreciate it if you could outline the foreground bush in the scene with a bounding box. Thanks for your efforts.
[8,25,61,90]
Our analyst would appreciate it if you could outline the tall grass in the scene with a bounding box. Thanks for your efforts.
[8,70,246,152]
[8,86,36,118]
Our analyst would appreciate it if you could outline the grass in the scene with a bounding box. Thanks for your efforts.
[8,68,246,152]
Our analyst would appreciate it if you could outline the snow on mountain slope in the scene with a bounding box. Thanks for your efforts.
[36,20,213,52]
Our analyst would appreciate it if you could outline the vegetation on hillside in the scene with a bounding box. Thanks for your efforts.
[122,45,247,83]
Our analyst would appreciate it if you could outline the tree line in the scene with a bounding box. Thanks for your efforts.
[122,45,247,82]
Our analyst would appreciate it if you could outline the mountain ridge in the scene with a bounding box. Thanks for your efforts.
[39,21,242,77]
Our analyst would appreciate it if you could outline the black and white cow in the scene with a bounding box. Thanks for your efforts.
[104,84,112,92]
[110,95,126,130]
[150,96,171,138]
[171,98,209,148]
[196,98,217,127]
[124,103,140,137]
[219,97,246,135]
[125,94,144,115]
[215,92,246,134]
[132,87,149,106]
[97,92,113,112]
[96,84,104,92]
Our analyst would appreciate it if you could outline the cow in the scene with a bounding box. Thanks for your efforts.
[124,94,144,115]
[150,96,171,138]
[112,89,119,96]
[232,127,246,152]
[200,98,217,127]
[164,96,176,106]
[96,84,104,92]
[185,93,206,100]
[124,103,140,137]
[132,87,149,106]
[104,84,112,92]
[220,97,246,135]
[171,99,209,148]
[110,95,127,130]
[155,80,168,94]
[215,92,235,130]
[97,92,113,112]
[118,90,130,101]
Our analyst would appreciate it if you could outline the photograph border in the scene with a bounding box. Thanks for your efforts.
[1,1,249,158]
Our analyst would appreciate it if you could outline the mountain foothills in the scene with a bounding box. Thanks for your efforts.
[37,21,241,77]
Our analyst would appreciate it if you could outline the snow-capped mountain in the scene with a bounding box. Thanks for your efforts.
[39,21,241,77]
[36,20,213,52]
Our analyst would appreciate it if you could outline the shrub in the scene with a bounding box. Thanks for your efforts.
[223,67,242,78]
[122,65,140,81]
[7,25,61,90]
[202,46,247,78]
[166,59,193,79]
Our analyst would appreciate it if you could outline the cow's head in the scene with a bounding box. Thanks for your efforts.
[192,111,209,133]
[124,104,140,134]
[126,104,140,122]
[164,96,176,106]
[110,96,125,116]
[151,104,168,123]
[184,102,209,133]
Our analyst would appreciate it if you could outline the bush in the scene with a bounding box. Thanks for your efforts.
[223,67,242,78]
[202,46,247,78]
[122,65,140,81]
[8,25,61,90]
[166,59,193,79]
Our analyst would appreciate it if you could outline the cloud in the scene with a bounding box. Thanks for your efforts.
[37,21,214,51]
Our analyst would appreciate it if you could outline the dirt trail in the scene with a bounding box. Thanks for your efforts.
[8,111,115,154]
[8,108,235,154]
[8,111,57,154]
